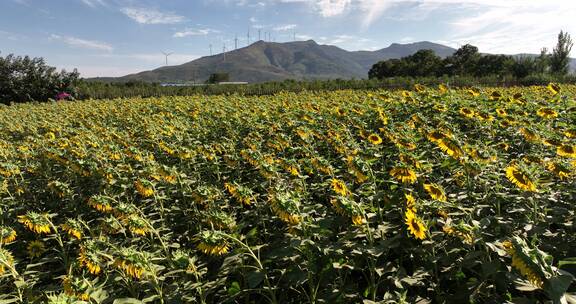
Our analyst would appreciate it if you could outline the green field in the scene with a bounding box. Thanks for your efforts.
[0,84,575,303]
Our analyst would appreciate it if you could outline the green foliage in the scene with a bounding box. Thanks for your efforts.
[0,52,79,104]
[550,30,574,75]
[0,85,575,303]
[370,31,574,81]
[206,72,230,84]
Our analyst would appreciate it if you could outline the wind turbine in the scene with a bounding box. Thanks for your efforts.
[162,51,173,66]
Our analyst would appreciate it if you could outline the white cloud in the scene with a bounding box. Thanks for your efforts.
[436,0,576,54]
[0,30,26,41]
[50,34,113,51]
[273,24,297,31]
[80,0,106,8]
[121,7,186,25]
[315,0,352,17]
[173,28,220,38]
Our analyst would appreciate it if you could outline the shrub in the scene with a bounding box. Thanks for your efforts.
[0,53,79,104]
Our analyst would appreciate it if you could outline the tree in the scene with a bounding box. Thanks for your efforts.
[448,44,481,76]
[512,56,538,79]
[406,49,443,77]
[206,72,230,84]
[550,30,573,75]
[0,52,79,104]
[474,54,515,77]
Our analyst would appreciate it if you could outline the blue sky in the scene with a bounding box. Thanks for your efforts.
[1,0,573,77]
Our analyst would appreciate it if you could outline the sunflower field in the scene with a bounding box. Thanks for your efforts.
[0,84,575,303]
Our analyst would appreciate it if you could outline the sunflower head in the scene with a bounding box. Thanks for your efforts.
[196,230,230,256]
[390,167,417,184]
[424,183,447,202]
[536,107,558,119]
[405,209,427,240]
[27,240,47,258]
[557,144,576,158]
[0,248,15,275]
[331,178,349,196]
[459,107,475,118]
[547,83,560,95]
[18,212,52,235]
[505,165,537,192]
[367,133,383,145]
[0,226,17,244]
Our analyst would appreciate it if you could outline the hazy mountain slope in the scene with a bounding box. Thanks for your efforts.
[104,40,457,83]
[93,41,574,83]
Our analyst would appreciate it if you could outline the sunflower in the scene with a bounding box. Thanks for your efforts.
[459,107,475,118]
[564,129,576,139]
[114,258,146,279]
[424,183,447,202]
[438,83,448,93]
[536,107,558,119]
[505,165,537,192]
[269,191,302,225]
[542,138,562,147]
[502,240,544,287]
[436,138,464,159]
[399,153,422,169]
[27,240,46,258]
[405,209,426,240]
[390,167,417,184]
[78,247,102,275]
[497,142,510,151]
[557,144,576,158]
[547,82,560,95]
[196,230,230,256]
[467,88,481,97]
[405,193,417,212]
[134,179,154,197]
[331,178,349,196]
[0,226,16,244]
[496,108,507,117]
[367,133,382,145]
[434,103,448,112]
[351,215,366,226]
[546,162,571,180]
[519,128,539,142]
[124,214,149,236]
[18,212,51,234]
[63,276,90,300]
[490,91,502,100]
[61,220,82,240]
[377,108,389,125]
[426,130,448,143]
[0,248,15,276]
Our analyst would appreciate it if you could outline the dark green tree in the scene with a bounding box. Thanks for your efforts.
[406,49,443,77]
[0,53,79,104]
[447,44,481,76]
[512,56,538,79]
[535,47,550,74]
[549,30,573,75]
[474,54,515,77]
[206,72,230,84]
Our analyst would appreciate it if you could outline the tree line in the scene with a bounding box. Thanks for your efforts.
[369,31,574,80]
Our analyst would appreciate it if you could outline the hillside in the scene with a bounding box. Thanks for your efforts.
[97,40,456,83]
[91,41,576,83]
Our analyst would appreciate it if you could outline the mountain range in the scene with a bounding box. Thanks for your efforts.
[91,40,575,83]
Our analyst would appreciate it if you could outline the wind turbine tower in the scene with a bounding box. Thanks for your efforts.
[162,51,173,66]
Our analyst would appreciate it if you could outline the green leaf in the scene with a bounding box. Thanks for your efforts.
[112,298,143,304]
[543,275,573,302]
[228,281,241,296]
[246,270,265,288]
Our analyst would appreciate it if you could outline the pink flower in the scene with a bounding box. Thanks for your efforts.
[56,92,71,100]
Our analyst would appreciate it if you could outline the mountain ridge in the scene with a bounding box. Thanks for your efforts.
[90,40,575,83]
